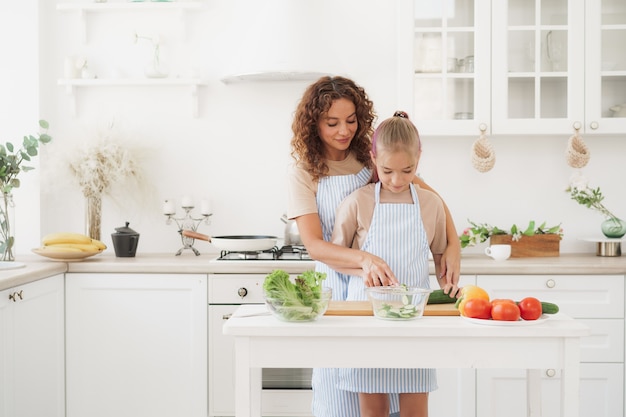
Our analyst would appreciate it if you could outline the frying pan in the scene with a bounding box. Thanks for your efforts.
[181,230,278,252]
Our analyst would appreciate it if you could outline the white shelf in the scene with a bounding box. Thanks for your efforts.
[58,78,206,86]
[56,1,206,12]
[57,77,207,117]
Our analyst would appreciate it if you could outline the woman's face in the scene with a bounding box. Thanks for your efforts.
[372,149,419,194]
[317,98,358,161]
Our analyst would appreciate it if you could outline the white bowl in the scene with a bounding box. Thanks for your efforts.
[367,286,432,320]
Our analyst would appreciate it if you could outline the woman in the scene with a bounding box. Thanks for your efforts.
[287,76,461,417]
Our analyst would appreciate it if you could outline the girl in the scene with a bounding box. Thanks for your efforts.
[287,76,460,417]
[332,111,445,417]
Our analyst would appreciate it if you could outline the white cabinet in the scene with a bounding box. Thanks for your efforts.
[475,274,624,417]
[583,0,626,134]
[65,273,207,417]
[491,0,626,135]
[400,0,626,135]
[397,0,491,136]
[0,275,65,417]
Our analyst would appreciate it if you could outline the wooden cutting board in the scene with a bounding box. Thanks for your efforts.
[324,301,459,316]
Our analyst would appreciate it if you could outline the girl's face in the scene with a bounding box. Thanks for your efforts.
[372,149,419,194]
[317,98,358,161]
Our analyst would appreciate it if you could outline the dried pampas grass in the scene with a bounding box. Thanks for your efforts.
[43,121,153,240]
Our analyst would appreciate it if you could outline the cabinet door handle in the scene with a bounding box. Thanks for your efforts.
[545,279,556,288]
[589,121,599,130]
[8,290,23,302]
[545,369,556,377]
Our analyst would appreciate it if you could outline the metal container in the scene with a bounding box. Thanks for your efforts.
[280,214,303,246]
[596,241,621,257]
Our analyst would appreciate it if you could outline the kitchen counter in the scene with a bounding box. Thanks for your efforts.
[0,259,67,290]
[2,252,626,291]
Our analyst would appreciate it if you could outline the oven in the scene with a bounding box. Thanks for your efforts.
[208,246,314,417]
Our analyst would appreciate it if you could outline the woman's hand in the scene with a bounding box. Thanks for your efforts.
[438,243,461,297]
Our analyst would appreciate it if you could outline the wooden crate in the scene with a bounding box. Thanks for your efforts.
[489,234,560,258]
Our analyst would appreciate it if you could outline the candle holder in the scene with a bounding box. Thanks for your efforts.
[164,205,212,256]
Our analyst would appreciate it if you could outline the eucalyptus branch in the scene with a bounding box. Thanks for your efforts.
[566,172,618,220]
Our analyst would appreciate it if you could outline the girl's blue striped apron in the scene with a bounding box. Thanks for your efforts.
[338,182,437,394]
[311,166,387,417]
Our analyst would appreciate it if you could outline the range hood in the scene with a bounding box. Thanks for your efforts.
[219,0,344,84]
[220,71,333,84]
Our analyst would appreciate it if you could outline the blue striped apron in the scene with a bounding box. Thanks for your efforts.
[311,167,377,417]
[338,182,437,394]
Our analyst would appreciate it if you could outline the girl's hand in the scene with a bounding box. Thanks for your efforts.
[361,253,398,287]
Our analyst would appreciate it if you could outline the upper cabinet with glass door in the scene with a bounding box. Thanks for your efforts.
[397,0,491,136]
[492,0,626,135]
[584,0,626,134]
[491,0,585,135]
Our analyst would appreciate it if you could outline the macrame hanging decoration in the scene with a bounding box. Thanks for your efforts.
[565,124,590,168]
[471,125,495,173]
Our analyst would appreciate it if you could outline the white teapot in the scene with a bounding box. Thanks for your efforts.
[609,104,626,117]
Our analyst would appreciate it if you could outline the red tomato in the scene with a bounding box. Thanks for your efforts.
[491,302,521,321]
[518,297,543,320]
[463,298,492,319]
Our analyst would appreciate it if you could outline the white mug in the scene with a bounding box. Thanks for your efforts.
[484,244,511,261]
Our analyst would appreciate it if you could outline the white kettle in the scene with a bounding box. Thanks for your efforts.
[610,104,626,117]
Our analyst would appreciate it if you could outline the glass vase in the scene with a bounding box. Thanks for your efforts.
[0,193,15,261]
[601,217,626,239]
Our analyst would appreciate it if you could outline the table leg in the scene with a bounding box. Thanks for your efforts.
[561,338,581,417]
[251,367,262,417]
[234,337,258,417]
[526,369,542,417]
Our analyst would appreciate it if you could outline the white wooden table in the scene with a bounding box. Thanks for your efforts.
[223,305,590,417]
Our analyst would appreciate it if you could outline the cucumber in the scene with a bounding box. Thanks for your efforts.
[427,289,459,304]
[540,301,559,314]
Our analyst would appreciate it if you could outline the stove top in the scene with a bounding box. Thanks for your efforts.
[217,245,311,261]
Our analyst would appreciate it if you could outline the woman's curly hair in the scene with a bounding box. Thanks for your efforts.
[290,76,376,181]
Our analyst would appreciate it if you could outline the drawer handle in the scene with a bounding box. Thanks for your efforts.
[8,290,23,302]
[237,287,248,298]
[222,313,232,320]
[545,279,556,288]
[545,369,556,378]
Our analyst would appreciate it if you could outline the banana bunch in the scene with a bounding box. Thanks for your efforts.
[39,232,107,253]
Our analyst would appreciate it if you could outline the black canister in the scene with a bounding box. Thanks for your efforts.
[111,222,140,257]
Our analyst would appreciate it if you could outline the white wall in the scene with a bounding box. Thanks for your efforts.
[0,0,41,256]
[9,0,626,257]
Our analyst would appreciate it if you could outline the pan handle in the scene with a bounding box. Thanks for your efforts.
[181,230,211,242]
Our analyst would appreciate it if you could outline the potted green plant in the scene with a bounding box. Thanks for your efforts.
[0,120,52,261]
[459,220,563,258]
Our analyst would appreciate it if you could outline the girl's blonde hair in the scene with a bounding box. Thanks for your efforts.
[371,110,421,157]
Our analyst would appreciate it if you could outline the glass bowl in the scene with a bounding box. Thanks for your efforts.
[366,286,432,320]
[264,288,332,322]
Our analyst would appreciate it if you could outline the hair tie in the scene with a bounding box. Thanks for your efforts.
[393,110,409,119]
